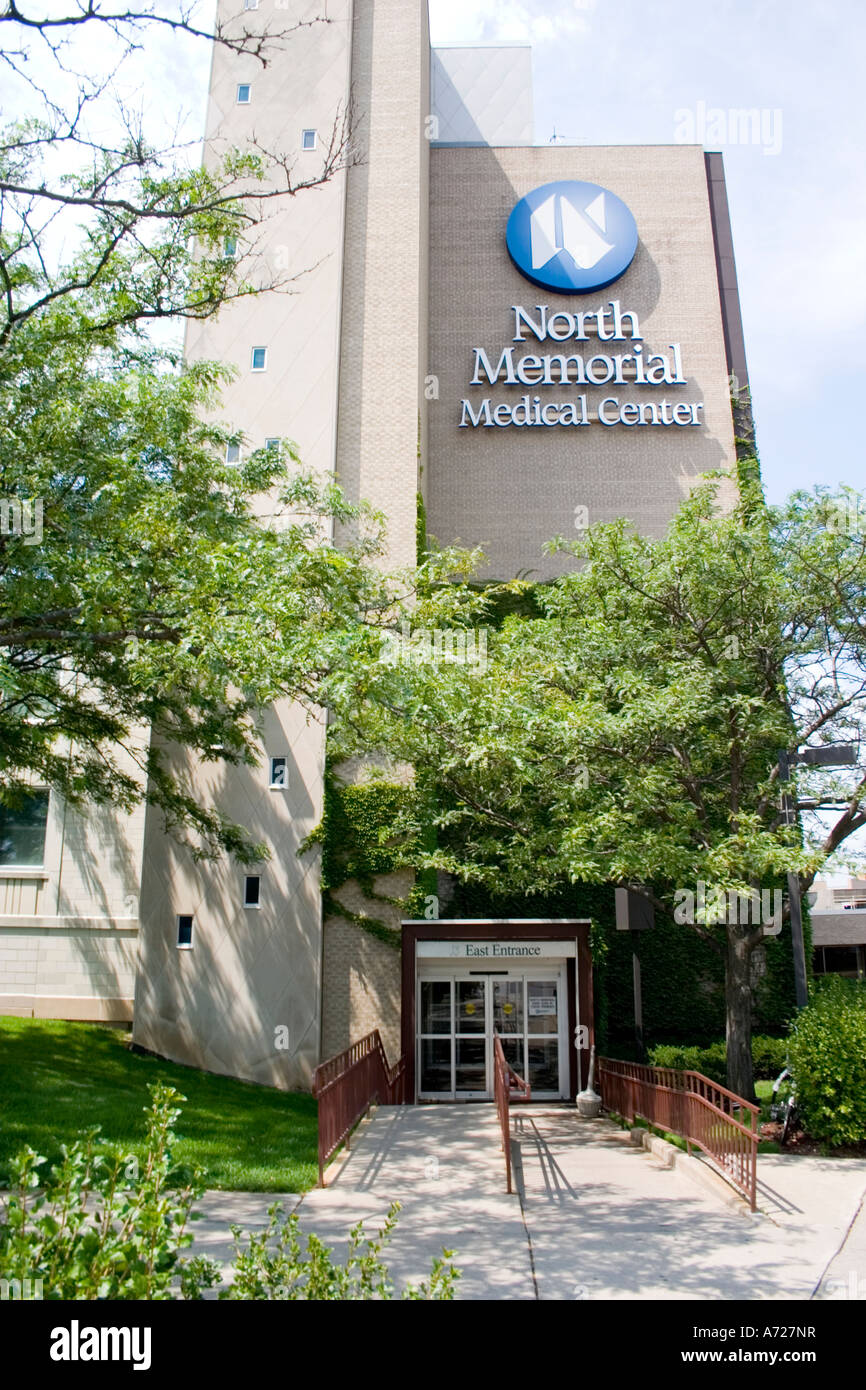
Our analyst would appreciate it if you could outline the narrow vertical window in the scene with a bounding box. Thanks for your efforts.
[302,129,317,151]
[244,876,261,908]
[251,346,267,371]
[269,756,288,789]
[177,915,194,948]
[237,84,251,105]
[225,441,241,464]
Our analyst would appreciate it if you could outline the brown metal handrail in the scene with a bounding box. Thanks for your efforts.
[312,1030,406,1186]
[598,1057,759,1211]
[493,1032,531,1194]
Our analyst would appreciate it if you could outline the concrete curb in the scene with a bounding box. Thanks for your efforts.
[629,1125,757,1218]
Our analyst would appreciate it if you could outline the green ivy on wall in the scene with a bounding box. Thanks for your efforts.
[443,877,800,1048]
[304,768,426,950]
[308,763,802,1034]
[416,490,427,566]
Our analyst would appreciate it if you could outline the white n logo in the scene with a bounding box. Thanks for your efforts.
[530,190,613,271]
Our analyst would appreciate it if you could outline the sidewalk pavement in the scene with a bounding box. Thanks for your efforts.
[188,1105,866,1301]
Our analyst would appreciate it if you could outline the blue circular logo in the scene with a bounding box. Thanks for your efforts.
[506,180,638,294]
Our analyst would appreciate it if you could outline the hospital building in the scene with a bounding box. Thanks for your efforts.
[1,1,771,1103]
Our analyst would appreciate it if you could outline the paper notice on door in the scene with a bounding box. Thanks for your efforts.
[528,995,557,1017]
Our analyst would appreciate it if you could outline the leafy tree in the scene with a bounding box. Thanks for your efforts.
[0,2,353,342]
[0,2,373,859]
[345,476,866,1099]
[0,303,390,860]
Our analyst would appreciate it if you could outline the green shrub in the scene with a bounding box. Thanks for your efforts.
[646,1036,787,1085]
[750,1035,789,1080]
[0,1084,460,1301]
[648,1041,727,1084]
[222,1200,458,1301]
[0,1083,207,1300]
[786,977,866,1147]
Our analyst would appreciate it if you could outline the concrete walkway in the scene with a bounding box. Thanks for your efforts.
[513,1109,866,1300]
[189,1105,866,1301]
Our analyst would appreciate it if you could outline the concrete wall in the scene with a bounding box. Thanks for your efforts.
[133,0,356,1090]
[318,1,432,1064]
[431,45,533,147]
[320,912,403,1063]
[812,914,866,949]
[0,925,138,1021]
[0,742,147,1020]
[426,144,738,579]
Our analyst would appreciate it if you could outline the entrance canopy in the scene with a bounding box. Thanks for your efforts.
[401,920,593,1104]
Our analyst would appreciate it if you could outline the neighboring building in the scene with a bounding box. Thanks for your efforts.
[810,876,866,979]
[0,2,750,1100]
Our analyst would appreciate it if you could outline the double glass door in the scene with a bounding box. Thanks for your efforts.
[417,968,567,1100]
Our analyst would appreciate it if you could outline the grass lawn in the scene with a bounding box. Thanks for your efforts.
[0,1017,318,1192]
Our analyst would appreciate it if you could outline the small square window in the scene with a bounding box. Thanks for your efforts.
[302,129,317,151]
[237,84,251,105]
[244,875,261,908]
[225,441,241,464]
[244,0,259,9]
[0,789,49,867]
[177,915,194,948]
[265,437,281,453]
[251,346,267,372]
[269,756,288,789]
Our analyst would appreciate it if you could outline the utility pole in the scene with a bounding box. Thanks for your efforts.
[777,743,858,1009]
[778,750,808,1009]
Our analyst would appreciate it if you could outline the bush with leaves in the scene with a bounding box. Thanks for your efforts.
[222,1200,458,1301]
[0,1084,208,1299]
[647,1036,787,1085]
[0,1084,459,1301]
[786,977,866,1147]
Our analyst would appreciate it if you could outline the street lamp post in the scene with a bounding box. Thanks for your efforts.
[777,743,858,1008]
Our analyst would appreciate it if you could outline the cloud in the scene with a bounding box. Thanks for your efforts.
[429,0,595,45]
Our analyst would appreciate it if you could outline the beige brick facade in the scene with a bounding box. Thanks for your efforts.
[427,144,738,579]
[320,917,402,1063]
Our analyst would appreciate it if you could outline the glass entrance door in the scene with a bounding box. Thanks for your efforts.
[526,978,560,1094]
[418,966,568,1101]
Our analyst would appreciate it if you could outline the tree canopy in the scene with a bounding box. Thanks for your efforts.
[342,474,866,1095]
[0,298,392,860]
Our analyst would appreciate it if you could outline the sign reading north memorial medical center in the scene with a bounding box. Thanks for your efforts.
[459,180,704,431]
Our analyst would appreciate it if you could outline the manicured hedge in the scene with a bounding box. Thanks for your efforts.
[646,1035,788,1084]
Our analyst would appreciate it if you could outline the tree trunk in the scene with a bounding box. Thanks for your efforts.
[725,928,756,1102]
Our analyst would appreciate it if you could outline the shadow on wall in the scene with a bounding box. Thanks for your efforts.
[132,711,326,1095]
